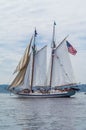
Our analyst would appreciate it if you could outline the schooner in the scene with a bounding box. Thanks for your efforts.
[8,22,78,98]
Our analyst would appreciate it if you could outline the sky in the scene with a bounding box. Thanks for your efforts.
[0,0,86,84]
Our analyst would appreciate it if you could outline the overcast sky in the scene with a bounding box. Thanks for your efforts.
[0,0,86,84]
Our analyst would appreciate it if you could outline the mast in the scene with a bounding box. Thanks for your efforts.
[49,22,56,87]
[30,29,37,92]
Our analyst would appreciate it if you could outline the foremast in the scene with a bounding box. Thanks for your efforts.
[30,29,37,92]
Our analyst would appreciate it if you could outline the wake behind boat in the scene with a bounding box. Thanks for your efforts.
[8,22,78,98]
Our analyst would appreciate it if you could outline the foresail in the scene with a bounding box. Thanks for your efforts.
[9,53,33,89]
[9,36,33,89]
[9,67,26,88]
[32,46,47,87]
[9,53,31,89]
[51,40,76,88]
[14,36,33,73]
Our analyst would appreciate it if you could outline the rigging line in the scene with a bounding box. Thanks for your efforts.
[55,35,69,50]
[55,55,72,83]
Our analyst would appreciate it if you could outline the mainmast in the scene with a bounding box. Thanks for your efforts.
[30,29,37,92]
[49,22,56,87]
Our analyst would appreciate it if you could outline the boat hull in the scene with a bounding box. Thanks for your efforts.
[14,89,76,98]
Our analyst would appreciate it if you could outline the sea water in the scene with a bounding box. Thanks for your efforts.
[0,93,86,130]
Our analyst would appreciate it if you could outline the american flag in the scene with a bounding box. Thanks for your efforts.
[66,41,77,55]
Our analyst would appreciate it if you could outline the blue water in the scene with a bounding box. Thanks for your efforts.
[0,93,86,130]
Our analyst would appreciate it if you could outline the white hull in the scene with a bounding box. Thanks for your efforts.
[13,89,76,98]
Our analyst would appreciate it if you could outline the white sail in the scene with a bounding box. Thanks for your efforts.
[32,46,47,87]
[20,53,33,89]
[51,40,76,88]
[19,45,47,89]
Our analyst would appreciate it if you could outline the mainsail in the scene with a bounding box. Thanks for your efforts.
[50,39,76,88]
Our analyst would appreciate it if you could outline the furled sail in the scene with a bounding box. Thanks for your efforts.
[32,45,47,87]
[50,40,76,88]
